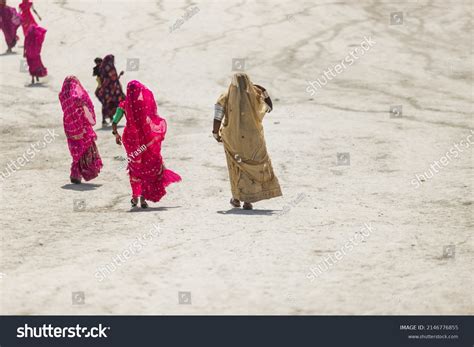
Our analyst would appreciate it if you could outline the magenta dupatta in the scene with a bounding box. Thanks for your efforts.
[0,4,20,49]
[121,80,181,202]
[59,76,102,181]
[25,24,47,77]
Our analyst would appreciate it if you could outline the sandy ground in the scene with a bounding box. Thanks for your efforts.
[0,0,472,315]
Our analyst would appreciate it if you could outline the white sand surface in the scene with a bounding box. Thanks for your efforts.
[0,0,472,314]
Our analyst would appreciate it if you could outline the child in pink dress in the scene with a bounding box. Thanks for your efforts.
[18,0,41,37]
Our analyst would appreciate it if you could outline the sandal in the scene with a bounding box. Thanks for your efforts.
[243,202,253,210]
[70,177,81,184]
[140,197,148,209]
[131,198,138,207]
[230,198,241,208]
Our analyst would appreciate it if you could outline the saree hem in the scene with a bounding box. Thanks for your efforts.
[232,187,282,203]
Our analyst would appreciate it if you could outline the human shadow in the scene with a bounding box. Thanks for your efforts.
[25,83,47,88]
[217,209,279,216]
[97,125,124,132]
[0,51,18,56]
[61,183,102,191]
[128,206,181,213]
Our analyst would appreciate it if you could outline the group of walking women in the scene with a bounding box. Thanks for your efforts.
[59,58,282,210]
[1,0,282,210]
[0,0,47,84]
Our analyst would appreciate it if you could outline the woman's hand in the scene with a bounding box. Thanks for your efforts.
[212,132,222,143]
[112,123,121,144]
[212,120,222,142]
[254,84,272,112]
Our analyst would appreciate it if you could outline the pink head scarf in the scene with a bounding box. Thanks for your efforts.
[121,80,167,165]
[121,80,181,202]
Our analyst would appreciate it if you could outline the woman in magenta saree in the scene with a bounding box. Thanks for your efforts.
[111,80,181,208]
[24,24,47,84]
[19,0,41,36]
[0,0,21,53]
[59,76,103,184]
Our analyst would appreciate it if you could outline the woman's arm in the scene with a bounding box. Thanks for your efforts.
[212,103,224,142]
[32,5,42,20]
[111,107,124,145]
[254,84,273,112]
[212,120,222,142]
[112,123,121,145]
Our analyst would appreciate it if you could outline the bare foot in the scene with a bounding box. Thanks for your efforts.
[140,197,148,209]
[243,202,253,210]
[70,177,81,184]
[230,198,241,208]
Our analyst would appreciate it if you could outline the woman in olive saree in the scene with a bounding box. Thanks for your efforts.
[213,73,282,210]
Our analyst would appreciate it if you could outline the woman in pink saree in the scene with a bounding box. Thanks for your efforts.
[24,24,47,84]
[111,80,181,208]
[19,0,41,36]
[0,0,21,53]
[59,76,103,184]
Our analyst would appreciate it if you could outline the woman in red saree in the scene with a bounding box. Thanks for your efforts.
[18,0,41,36]
[111,80,181,208]
[0,0,20,53]
[24,24,47,84]
[59,76,103,184]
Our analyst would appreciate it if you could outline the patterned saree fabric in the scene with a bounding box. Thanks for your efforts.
[121,80,181,201]
[216,73,282,203]
[97,54,125,122]
[59,76,103,181]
